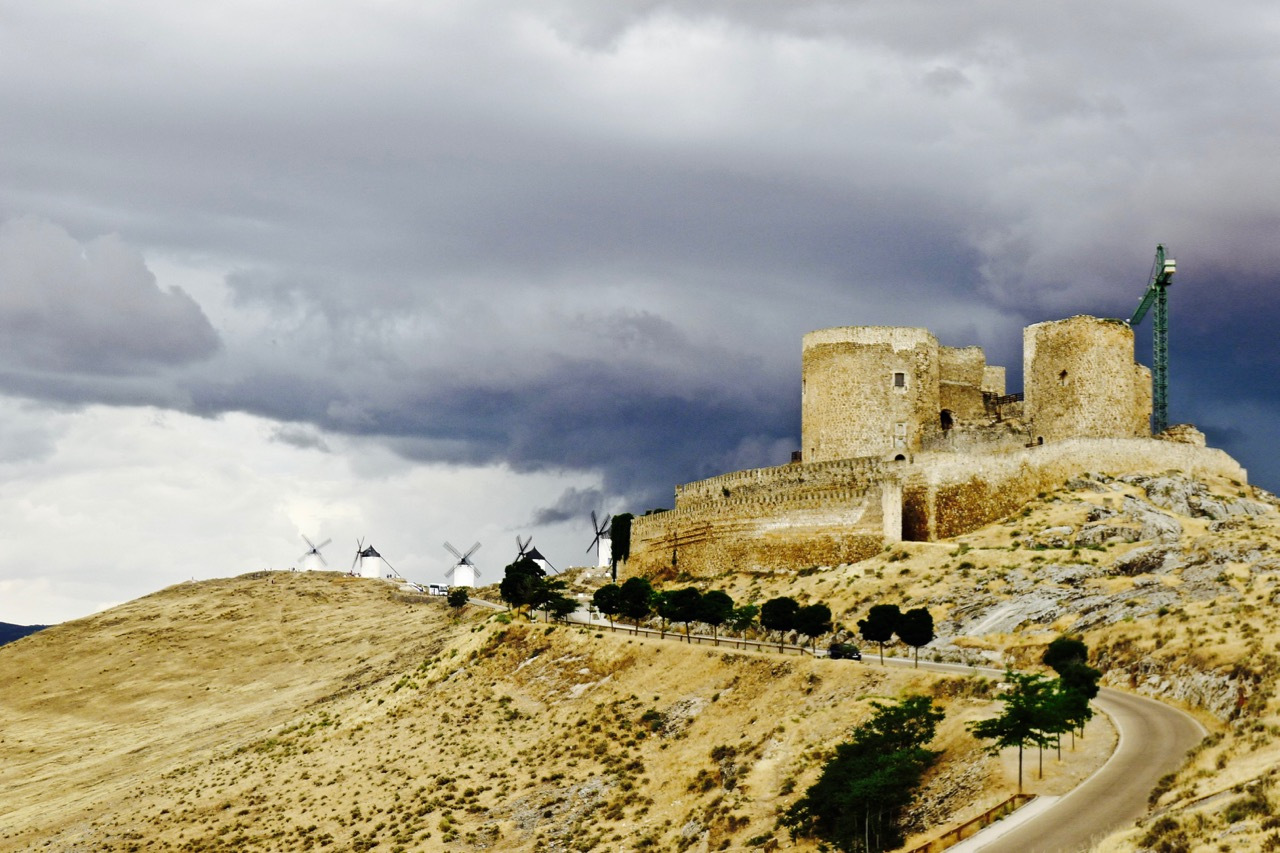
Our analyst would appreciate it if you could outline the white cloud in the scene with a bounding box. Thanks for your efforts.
[0,400,602,624]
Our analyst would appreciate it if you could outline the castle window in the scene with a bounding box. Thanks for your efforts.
[940,409,953,431]
[894,422,907,448]
[1058,369,1068,386]
[893,372,906,388]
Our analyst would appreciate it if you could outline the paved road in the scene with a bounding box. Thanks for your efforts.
[948,687,1205,853]
[468,597,1207,851]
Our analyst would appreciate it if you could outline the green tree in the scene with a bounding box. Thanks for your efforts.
[653,590,673,638]
[697,589,735,646]
[530,577,575,622]
[618,576,653,635]
[592,583,623,630]
[895,607,935,668]
[728,604,758,648]
[857,604,901,664]
[663,587,704,642]
[761,596,800,652]
[1043,635,1090,672]
[446,587,469,611]
[1042,635,1101,747]
[543,589,579,622]
[609,513,634,580]
[969,670,1056,792]
[794,602,833,655]
[499,557,546,618]
[782,695,944,852]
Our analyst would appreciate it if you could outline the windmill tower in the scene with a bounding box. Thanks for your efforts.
[445,541,482,588]
[516,535,556,575]
[298,535,331,572]
[351,538,395,580]
[588,511,612,569]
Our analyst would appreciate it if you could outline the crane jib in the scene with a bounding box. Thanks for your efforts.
[1128,244,1176,435]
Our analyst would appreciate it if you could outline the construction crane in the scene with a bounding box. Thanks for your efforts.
[1128,244,1177,434]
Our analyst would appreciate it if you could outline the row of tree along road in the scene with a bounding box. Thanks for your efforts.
[486,559,1106,853]
[493,557,936,662]
[586,576,941,664]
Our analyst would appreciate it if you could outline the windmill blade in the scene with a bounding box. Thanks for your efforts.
[314,538,332,551]
[302,534,316,550]
[352,537,364,571]
[463,542,482,561]
[445,564,457,579]
[444,541,463,561]
[591,510,599,532]
[597,514,612,535]
[473,566,482,579]
[316,552,327,566]
[586,532,600,554]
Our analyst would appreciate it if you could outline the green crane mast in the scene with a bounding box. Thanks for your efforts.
[1128,244,1177,434]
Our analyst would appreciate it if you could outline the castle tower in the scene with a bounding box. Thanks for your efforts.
[1023,315,1151,444]
[801,327,941,462]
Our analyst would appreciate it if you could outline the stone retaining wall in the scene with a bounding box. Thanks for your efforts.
[625,438,1246,580]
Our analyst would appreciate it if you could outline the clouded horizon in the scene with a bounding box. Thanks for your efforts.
[3,1,1278,623]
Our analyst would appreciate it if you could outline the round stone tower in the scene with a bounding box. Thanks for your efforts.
[801,326,941,463]
[1023,315,1152,444]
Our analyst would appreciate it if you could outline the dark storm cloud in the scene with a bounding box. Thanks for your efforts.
[1,0,1279,504]
[529,487,607,527]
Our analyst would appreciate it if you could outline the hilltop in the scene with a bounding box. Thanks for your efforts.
[2,467,1279,851]
[1,573,1102,852]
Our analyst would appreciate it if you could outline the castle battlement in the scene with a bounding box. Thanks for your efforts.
[625,316,1240,580]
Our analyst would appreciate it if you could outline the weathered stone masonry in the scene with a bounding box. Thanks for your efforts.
[626,315,1247,580]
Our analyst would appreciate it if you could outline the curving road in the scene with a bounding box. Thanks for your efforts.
[470,598,1206,852]
[965,687,1205,853]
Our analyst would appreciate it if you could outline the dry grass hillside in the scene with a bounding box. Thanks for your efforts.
[3,466,1279,852]
[623,467,1280,852]
[1,571,1107,853]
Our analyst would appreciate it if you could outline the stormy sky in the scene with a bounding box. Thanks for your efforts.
[2,1,1278,623]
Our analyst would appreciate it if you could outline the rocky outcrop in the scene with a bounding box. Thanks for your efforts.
[1103,661,1245,721]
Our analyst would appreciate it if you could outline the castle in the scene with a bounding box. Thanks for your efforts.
[625,315,1245,579]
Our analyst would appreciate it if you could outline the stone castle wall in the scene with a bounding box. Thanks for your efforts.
[801,327,941,462]
[901,438,1245,541]
[939,345,989,422]
[623,315,1230,582]
[1024,316,1151,443]
[625,439,1245,580]
[628,456,898,578]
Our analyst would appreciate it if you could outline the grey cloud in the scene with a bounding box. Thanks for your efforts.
[529,487,606,527]
[0,1,1278,502]
[269,424,331,453]
[0,218,220,375]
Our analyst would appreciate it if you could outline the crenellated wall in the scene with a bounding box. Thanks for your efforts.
[625,438,1246,580]
[622,316,1239,582]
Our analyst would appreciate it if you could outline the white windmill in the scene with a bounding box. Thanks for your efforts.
[444,541,482,588]
[298,535,331,572]
[515,535,556,575]
[351,538,396,580]
[588,511,612,569]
